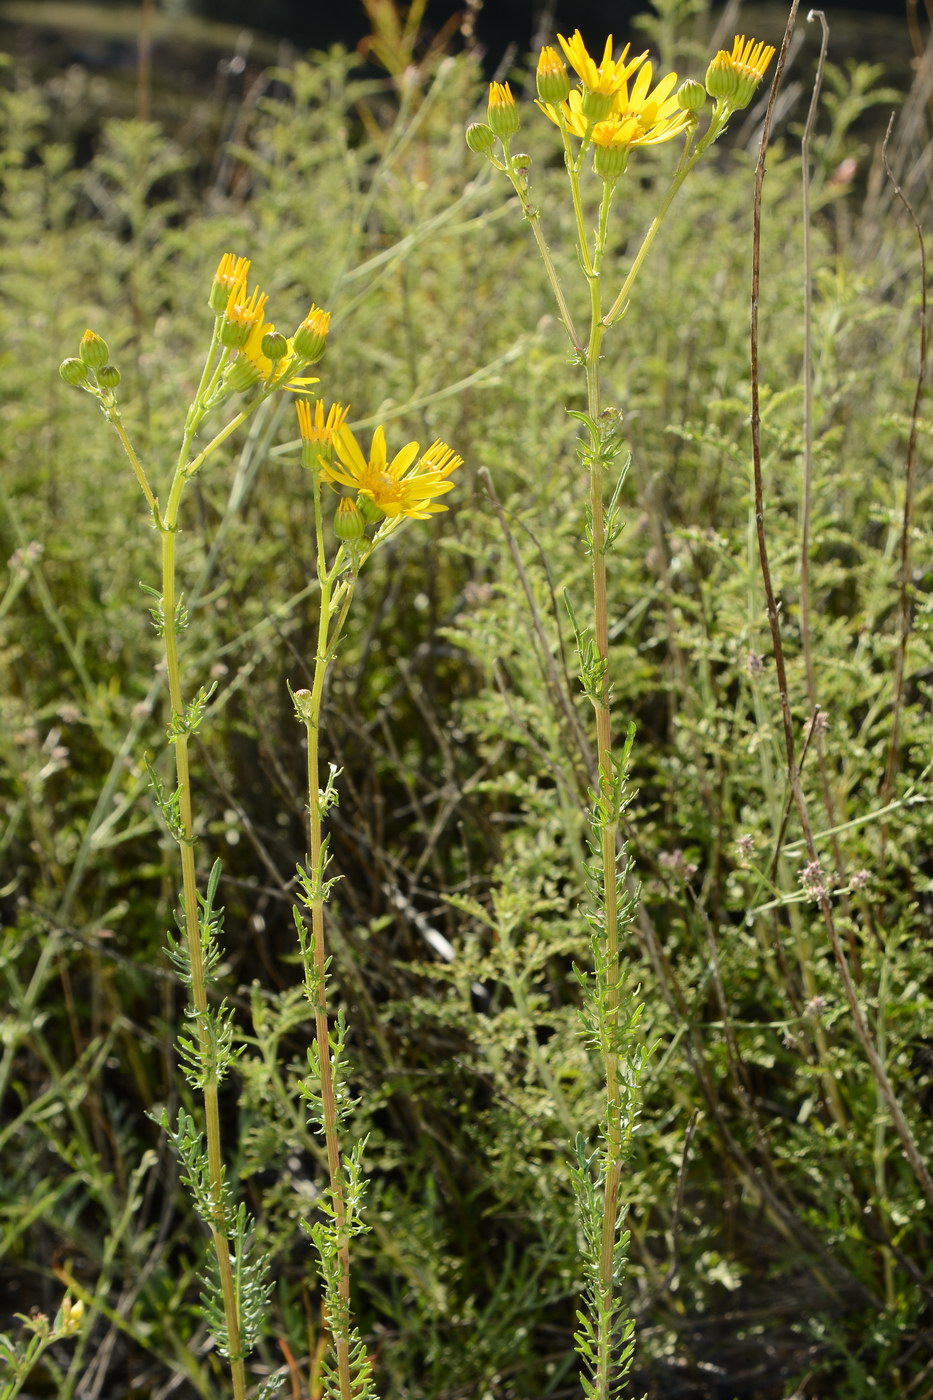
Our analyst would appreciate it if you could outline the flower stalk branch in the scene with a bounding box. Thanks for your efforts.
[467,29,775,1400]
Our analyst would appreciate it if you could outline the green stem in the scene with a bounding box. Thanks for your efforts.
[303,477,356,1400]
[561,118,595,278]
[160,423,246,1400]
[585,178,625,1400]
[502,145,582,353]
[102,399,158,515]
[603,134,698,328]
[185,410,251,479]
[183,319,226,432]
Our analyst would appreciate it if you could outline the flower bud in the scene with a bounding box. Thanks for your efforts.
[358,495,384,524]
[292,306,330,362]
[466,122,496,154]
[210,253,250,313]
[536,46,571,105]
[706,37,776,110]
[79,330,109,369]
[580,87,616,124]
[292,687,314,723]
[220,282,268,349]
[60,1298,84,1336]
[59,357,88,386]
[705,52,742,103]
[96,364,121,389]
[592,131,628,181]
[677,78,706,113]
[334,497,365,542]
[228,356,261,393]
[261,330,289,361]
[487,82,520,140]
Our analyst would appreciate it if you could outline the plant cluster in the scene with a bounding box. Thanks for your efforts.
[0,4,930,1398]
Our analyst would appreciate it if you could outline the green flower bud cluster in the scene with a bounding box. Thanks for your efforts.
[59,330,120,393]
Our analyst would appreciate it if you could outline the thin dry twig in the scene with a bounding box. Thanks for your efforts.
[879,112,928,825]
[798,10,860,975]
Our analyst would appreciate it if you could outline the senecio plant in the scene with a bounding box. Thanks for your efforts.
[467,31,775,1400]
[1,1296,84,1400]
[60,256,461,1400]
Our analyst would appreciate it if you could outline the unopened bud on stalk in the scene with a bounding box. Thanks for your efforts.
[292,687,314,723]
[591,130,628,181]
[261,330,289,361]
[96,364,121,389]
[465,122,496,154]
[677,78,706,113]
[704,53,741,103]
[536,46,571,105]
[210,252,250,312]
[228,356,261,393]
[487,82,520,139]
[59,1298,84,1336]
[221,282,267,349]
[358,495,384,525]
[580,87,616,123]
[293,306,330,362]
[705,36,775,110]
[59,358,88,385]
[334,497,365,542]
[79,330,109,368]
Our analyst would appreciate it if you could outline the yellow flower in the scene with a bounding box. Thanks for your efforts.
[59,1297,85,1336]
[487,82,520,139]
[556,31,645,97]
[235,319,319,391]
[418,438,462,480]
[221,280,268,349]
[324,425,462,520]
[706,35,775,110]
[210,252,250,312]
[536,45,571,105]
[543,63,690,152]
[296,398,349,447]
[293,305,330,362]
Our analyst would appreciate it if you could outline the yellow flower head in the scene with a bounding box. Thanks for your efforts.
[488,81,520,139]
[489,80,515,109]
[293,305,330,362]
[296,398,349,447]
[536,46,571,105]
[211,252,250,312]
[544,63,690,156]
[324,425,462,520]
[557,31,645,97]
[60,1297,85,1336]
[221,280,268,349]
[296,398,348,466]
[706,35,775,110]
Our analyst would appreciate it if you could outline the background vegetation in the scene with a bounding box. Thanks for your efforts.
[1,2,931,1396]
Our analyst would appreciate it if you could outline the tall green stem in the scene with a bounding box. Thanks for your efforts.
[301,474,358,1400]
[160,426,246,1400]
[584,177,625,1400]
